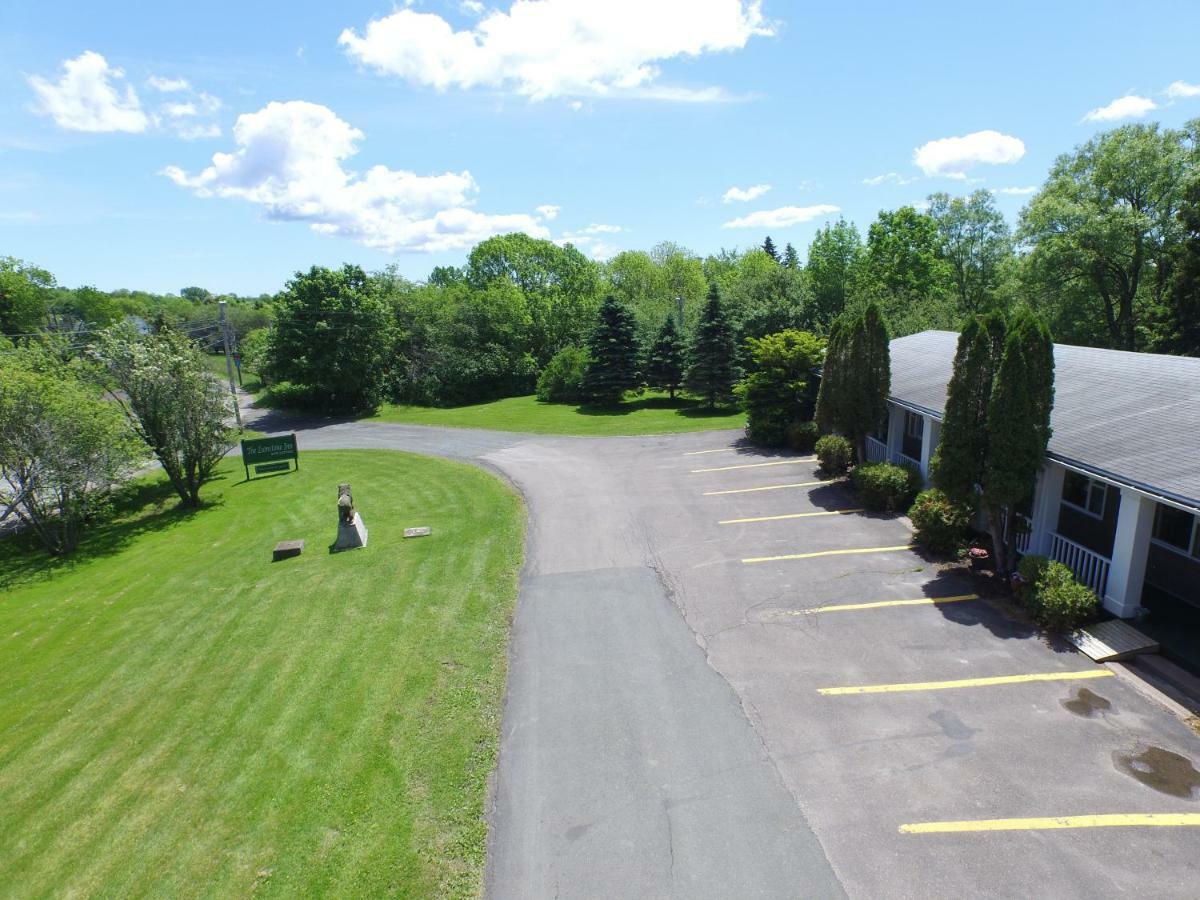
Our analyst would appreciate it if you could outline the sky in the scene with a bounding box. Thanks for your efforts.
[2,0,1199,296]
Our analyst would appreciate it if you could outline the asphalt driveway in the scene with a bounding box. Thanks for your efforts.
[252,406,1200,898]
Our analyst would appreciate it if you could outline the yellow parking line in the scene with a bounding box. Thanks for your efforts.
[683,447,737,456]
[801,594,979,614]
[743,544,914,564]
[720,508,863,525]
[900,813,1200,834]
[692,457,815,474]
[818,669,1113,696]
[704,480,834,496]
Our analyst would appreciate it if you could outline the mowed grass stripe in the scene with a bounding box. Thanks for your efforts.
[719,508,862,525]
[0,451,524,897]
[703,479,834,496]
[801,594,979,614]
[818,669,1114,696]
[743,544,915,564]
[900,813,1200,834]
[691,457,816,473]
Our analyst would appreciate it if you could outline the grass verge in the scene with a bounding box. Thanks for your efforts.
[0,450,524,897]
[361,392,745,436]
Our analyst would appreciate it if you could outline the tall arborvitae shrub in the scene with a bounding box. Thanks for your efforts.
[645,314,686,400]
[580,294,641,405]
[685,282,738,407]
[814,302,890,462]
[933,309,1054,573]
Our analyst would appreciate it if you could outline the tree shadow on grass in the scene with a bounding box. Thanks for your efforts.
[0,478,213,592]
[573,394,742,419]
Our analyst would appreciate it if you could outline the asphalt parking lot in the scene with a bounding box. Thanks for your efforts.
[640,435,1200,898]
[266,415,1200,898]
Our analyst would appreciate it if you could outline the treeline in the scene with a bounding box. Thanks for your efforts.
[3,119,1198,413]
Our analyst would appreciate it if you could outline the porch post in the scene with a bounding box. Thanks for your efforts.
[886,404,905,463]
[919,416,937,482]
[1030,462,1065,556]
[1102,488,1155,618]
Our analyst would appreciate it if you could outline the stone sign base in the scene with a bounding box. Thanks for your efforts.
[334,512,369,551]
[273,539,304,561]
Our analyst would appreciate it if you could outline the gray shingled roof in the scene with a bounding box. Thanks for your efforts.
[889,330,1200,509]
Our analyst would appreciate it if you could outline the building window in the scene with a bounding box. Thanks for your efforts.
[904,411,923,439]
[1153,503,1199,558]
[1062,471,1106,518]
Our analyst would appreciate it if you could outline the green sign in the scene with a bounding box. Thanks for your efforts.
[242,434,299,478]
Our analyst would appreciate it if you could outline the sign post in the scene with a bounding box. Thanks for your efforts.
[241,434,299,479]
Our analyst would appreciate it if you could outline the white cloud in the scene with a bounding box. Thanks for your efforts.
[576,223,621,234]
[722,183,771,203]
[1082,94,1157,122]
[338,0,774,101]
[723,204,840,229]
[147,75,191,93]
[28,51,148,133]
[558,223,624,259]
[461,0,486,14]
[993,185,1037,196]
[536,204,561,220]
[1165,80,1200,101]
[862,171,916,187]
[163,100,548,253]
[913,130,1025,178]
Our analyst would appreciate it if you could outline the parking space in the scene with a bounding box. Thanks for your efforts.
[647,434,1200,897]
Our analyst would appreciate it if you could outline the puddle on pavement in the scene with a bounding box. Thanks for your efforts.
[1062,687,1112,718]
[1113,746,1200,799]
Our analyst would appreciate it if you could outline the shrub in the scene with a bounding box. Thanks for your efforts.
[786,421,820,453]
[908,488,973,555]
[814,434,853,475]
[738,330,824,447]
[1016,556,1098,631]
[536,346,590,403]
[850,461,924,512]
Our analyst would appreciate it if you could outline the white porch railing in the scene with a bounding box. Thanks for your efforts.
[1009,512,1033,556]
[890,450,921,470]
[865,436,888,463]
[1048,531,1110,597]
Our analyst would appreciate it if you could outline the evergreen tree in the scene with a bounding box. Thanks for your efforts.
[782,243,800,269]
[814,303,890,462]
[580,293,641,405]
[933,309,1054,573]
[645,314,686,400]
[982,309,1054,573]
[762,236,780,262]
[931,314,1007,499]
[685,282,738,408]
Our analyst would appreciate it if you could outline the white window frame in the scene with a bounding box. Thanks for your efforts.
[1150,504,1200,561]
[1061,473,1107,520]
[904,411,923,440]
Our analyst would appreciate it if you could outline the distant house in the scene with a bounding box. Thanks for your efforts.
[871,330,1200,626]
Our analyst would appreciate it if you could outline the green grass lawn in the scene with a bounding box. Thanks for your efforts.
[364,392,746,436]
[0,450,524,897]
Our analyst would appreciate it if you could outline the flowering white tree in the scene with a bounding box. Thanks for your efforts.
[93,325,236,507]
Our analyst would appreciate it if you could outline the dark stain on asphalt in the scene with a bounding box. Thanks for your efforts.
[1062,687,1112,718]
[929,709,976,741]
[1113,746,1200,799]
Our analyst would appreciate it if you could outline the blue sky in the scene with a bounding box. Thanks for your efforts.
[2,0,1199,295]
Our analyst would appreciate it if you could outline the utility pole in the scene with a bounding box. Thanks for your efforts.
[218,300,243,429]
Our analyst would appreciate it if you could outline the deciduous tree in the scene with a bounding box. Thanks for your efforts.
[94,325,236,508]
[0,345,141,554]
